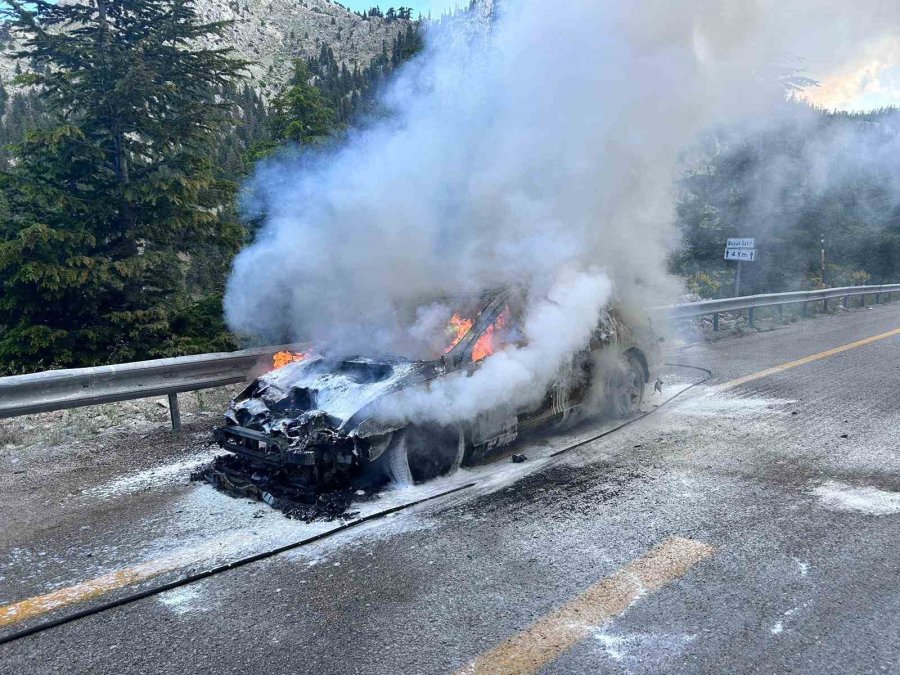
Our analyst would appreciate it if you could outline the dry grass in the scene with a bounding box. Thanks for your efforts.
[0,385,240,451]
[0,423,21,448]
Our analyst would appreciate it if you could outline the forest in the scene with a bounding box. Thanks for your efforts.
[0,0,422,374]
[0,0,897,374]
[675,107,900,298]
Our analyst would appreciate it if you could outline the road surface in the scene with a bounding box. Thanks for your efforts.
[1,302,899,673]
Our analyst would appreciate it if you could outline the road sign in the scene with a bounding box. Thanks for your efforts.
[724,248,757,261]
[726,238,755,249]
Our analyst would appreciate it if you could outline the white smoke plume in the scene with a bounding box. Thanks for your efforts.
[376,269,612,427]
[226,0,900,423]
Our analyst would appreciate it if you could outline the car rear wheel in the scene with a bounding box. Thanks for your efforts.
[608,353,646,418]
[384,425,465,486]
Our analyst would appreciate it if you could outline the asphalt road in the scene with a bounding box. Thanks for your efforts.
[2,302,900,674]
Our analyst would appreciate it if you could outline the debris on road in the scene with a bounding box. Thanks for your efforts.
[191,454,379,522]
[511,454,528,464]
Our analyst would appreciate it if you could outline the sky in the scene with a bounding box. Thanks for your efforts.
[798,36,900,111]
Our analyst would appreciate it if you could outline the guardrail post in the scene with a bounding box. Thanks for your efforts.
[875,292,881,304]
[748,307,755,328]
[802,302,808,316]
[713,312,719,332]
[823,298,829,312]
[843,295,849,308]
[168,393,181,432]
[861,294,866,308]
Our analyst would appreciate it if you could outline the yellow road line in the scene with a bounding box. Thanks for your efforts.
[0,547,214,629]
[717,327,900,391]
[460,536,714,675]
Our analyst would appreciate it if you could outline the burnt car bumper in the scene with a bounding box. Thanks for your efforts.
[212,422,362,485]
[214,425,320,467]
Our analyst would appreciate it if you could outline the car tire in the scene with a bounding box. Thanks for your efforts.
[384,425,465,486]
[607,353,646,418]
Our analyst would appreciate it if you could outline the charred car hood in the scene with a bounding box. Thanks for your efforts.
[225,355,443,436]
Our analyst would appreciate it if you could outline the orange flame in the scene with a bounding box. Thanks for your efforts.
[443,313,474,354]
[273,351,308,370]
[471,325,495,362]
[472,307,509,362]
[443,307,511,362]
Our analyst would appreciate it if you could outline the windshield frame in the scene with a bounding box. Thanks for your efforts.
[443,289,512,366]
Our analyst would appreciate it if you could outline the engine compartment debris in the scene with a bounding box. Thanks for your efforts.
[191,454,381,522]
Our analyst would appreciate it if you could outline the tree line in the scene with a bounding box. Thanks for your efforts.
[356,7,415,21]
[674,106,900,298]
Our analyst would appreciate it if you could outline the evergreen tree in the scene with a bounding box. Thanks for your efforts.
[268,60,336,146]
[0,89,54,170]
[0,0,247,373]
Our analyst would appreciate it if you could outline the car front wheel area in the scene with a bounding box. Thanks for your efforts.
[607,353,646,418]
[381,424,466,486]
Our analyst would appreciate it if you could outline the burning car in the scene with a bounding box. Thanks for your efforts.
[208,288,660,509]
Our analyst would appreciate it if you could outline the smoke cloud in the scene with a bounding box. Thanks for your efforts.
[376,269,612,426]
[226,0,900,423]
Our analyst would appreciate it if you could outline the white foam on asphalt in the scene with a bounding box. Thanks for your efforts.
[590,629,696,664]
[81,449,223,500]
[158,585,204,615]
[671,388,795,419]
[812,481,900,515]
[594,632,627,660]
[286,513,436,566]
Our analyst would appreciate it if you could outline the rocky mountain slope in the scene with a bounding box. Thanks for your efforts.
[0,0,417,96]
[192,0,416,96]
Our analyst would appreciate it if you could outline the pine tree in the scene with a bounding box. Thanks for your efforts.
[0,0,247,373]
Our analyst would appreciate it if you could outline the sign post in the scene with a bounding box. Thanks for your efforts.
[724,238,757,296]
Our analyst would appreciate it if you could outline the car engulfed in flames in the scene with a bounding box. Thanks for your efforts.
[205,288,661,514]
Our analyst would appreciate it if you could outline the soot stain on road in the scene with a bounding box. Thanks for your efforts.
[444,461,660,522]
[733,455,900,498]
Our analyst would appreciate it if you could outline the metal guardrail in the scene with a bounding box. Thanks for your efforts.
[0,344,295,430]
[654,283,900,330]
[0,284,896,430]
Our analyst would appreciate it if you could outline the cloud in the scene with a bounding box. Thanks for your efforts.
[799,36,900,111]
